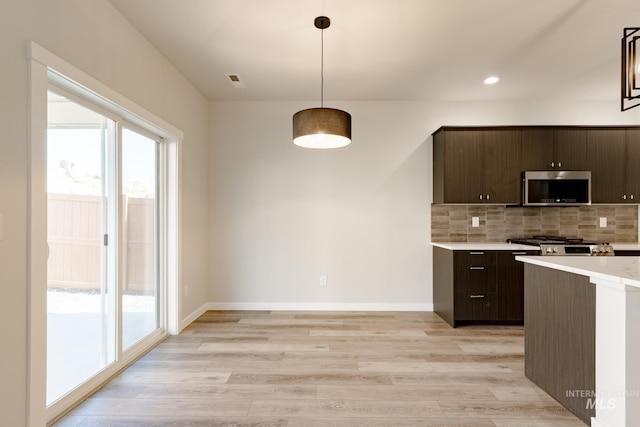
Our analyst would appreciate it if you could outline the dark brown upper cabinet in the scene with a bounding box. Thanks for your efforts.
[521,127,587,171]
[588,128,640,203]
[433,127,521,204]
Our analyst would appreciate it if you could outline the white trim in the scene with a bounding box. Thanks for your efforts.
[179,302,434,331]
[165,138,181,335]
[198,302,433,313]
[179,302,211,332]
[27,45,48,427]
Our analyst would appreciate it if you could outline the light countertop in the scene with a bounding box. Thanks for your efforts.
[611,243,640,251]
[430,242,539,251]
[515,255,640,289]
[430,242,640,251]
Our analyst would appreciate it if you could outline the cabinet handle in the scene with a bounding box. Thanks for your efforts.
[486,194,490,200]
[479,194,483,200]
[512,252,527,255]
[558,162,562,168]
[469,266,485,270]
[469,252,485,255]
[631,195,635,200]
[469,295,485,299]
[551,162,555,168]
[623,194,627,200]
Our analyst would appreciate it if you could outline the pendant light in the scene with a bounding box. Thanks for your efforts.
[293,16,351,149]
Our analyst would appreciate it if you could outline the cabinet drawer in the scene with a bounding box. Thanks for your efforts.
[454,250,497,266]
[454,293,495,320]
[455,264,497,294]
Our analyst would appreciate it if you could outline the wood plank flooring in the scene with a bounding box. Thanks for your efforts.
[53,311,585,426]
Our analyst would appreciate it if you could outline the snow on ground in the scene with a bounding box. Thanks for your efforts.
[47,288,155,313]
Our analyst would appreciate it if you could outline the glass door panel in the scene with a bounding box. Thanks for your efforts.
[122,128,159,349]
[46,91,116,405]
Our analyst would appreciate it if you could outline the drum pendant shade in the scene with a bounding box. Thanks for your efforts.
[292,16,351,149]
[293,107,351,149]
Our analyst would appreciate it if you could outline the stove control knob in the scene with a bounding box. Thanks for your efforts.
[545,247,554,254]
[552,247,558,253]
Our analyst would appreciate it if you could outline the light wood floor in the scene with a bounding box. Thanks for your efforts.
[53,311,585,426]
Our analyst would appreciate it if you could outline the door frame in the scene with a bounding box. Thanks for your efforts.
[27,41,182,426]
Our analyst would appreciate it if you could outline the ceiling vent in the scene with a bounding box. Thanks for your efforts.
[226,74,245,89]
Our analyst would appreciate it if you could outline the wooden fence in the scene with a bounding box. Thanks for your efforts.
[47,193,155,293]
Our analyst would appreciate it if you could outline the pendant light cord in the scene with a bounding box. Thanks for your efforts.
[320,26,324,108]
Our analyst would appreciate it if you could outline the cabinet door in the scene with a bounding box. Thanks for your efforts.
[587,129,626,203]
[442,130,484,203]
[483,129,521,204]
[554,128,587,170]
[521,128,555,171]
[625,129,640,201]
[495,250,537,321]
[454,293,496,321]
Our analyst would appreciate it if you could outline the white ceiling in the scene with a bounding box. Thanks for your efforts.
[109,0,639,103]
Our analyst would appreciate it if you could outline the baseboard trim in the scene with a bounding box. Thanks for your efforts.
[179,302,211,332]
[179,302,433,330]
[179,302,433,332]
[208,302,434,312]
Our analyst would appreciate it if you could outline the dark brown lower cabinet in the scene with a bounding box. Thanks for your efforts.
[495,251,529,321]
[433,247,538,327]
[524,264,595,425]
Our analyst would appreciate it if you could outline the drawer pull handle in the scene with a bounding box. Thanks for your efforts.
[469,266,485,270]
[512,252,527,255]
[469,252,485,255]
[470,295,485,299]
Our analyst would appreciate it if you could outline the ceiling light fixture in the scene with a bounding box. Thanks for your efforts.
[293,16,351,149]
[622,27,640,111]
[484,76,500,85]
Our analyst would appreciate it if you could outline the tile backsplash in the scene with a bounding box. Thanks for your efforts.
[431,205,639,243]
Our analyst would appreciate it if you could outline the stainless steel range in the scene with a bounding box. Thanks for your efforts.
[507,235,614,256]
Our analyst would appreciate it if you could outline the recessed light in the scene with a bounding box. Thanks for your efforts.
[484,76,500,85]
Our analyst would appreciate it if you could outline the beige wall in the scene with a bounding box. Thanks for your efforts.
[209,101,432,308]
[0,1,210,424]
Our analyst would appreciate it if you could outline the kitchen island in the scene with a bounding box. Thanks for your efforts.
[516,255,640,427]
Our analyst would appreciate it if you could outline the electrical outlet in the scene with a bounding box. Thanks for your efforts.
[599,217,607,228]
[320,275,327,286]
[472,217,480,228]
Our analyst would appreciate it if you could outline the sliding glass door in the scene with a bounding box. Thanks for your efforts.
[46,90,161,405]
[46,91,117,405]
[121,128,159,349]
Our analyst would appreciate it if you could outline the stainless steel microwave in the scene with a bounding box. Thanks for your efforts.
[522,171,591,206]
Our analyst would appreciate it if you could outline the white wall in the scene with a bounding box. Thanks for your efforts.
[209,102,431,309]
[0,1,210,425]
[209,99,640,310]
